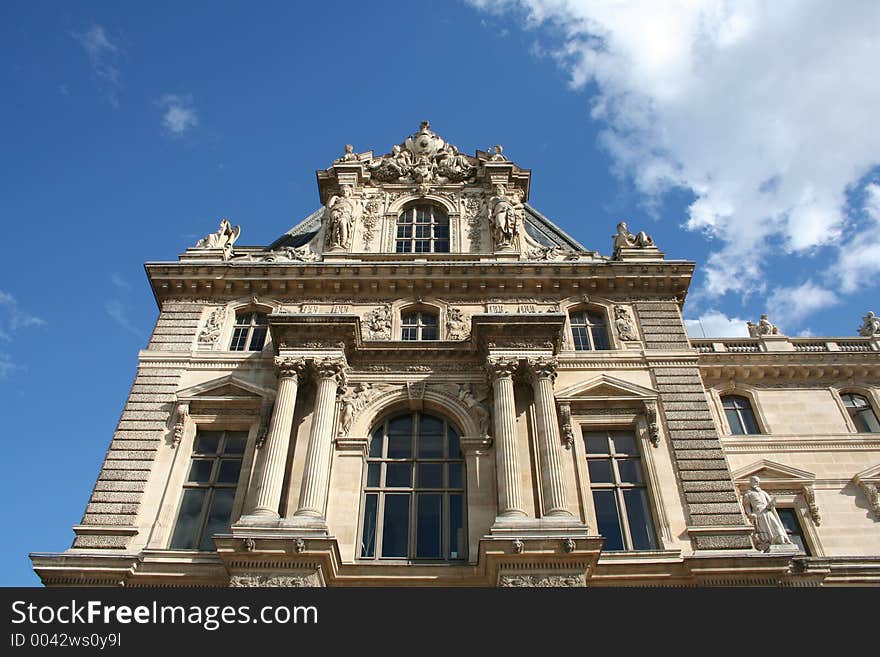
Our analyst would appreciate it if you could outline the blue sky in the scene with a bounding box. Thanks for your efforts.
[2,1,878,584]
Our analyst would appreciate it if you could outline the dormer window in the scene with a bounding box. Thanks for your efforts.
[395,205,449,253]
[230,312,268,351]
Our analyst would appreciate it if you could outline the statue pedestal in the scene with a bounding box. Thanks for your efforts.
[766,543,800,555]
[613,246,665,261]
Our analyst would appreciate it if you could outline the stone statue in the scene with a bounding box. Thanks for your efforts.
[458,384,490,436]
[489,144,507,161]
[324,185,362,250]
[338,383,374,436]
[614,306,638,341]
[858,311,880,337]
[747,314,780,337]
[612,221,654,258]
[195,219,241,259]
[197,307,226,346]
[488,185,523,249]
[335,144,360,163]
[742,476,793,552]
[436,144,475,182]
[363,304,392,340]
[446,307,470,341]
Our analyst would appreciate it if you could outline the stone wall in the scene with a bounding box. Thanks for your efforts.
[146,301,203,351]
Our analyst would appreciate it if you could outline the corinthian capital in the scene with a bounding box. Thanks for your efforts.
[486,356,518,383]
[525,356,558,382]
[313,356,348,386]
[274,356,307,381]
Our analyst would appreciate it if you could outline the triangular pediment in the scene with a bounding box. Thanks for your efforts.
[854,462,880,484]
[556,375,658,402]
[731,460,816,486]
[176,375,273,402]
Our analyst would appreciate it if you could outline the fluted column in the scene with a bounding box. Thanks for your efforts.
[526,356,572,517]
[487,357,527,518]
[295,357,347,519]
[250,357,306,518]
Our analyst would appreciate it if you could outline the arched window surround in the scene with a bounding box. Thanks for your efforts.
[394,203,450,254]
[382,195,459,254]
[398,302,442,341]
[713,386,770,436]
[562,301,614,352]
[215,298,280,354]
[358,410,467,561]
[832,386,880,434]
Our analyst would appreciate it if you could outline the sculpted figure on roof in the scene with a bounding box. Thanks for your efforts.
[612,221,654,258]
[488,184,523,249]
[195,218,240,259]
[324,185,361,250]
[858,311,880,337]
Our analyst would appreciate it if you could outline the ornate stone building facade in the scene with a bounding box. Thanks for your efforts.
[31,123,880,586]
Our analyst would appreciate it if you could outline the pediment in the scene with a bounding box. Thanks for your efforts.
[731,460,816,487]
[854,462,880,484]
[176,375,273,402]
[556,375,658,403]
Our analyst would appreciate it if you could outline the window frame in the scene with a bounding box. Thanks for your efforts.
[228,310,269,352]
[400,308,440,341]
[839,391,880,433]
[394,204,450,254]
[567,306,612,352]
[168,428,250,551]
[358,411,467,562]
[720,394,762,436]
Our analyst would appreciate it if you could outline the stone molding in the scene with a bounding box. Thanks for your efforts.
[229,572,322,587]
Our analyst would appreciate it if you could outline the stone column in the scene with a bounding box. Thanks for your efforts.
[487,357,526,518]
[525,356,572,517]
[250,357,306,518]
[295,357,347,519]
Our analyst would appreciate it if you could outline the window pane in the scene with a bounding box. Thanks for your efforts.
[387,434,412,459]
[187,459,214,483]
[416,494,443,559]
[740,408,759,434]
[590,325,610,350]
[725,408,745,435]
[418,433,443,458]
[593,490,624,551]
[434,240,449,252]
[421,326,438,340]
[248,326,268,351]
[381,495,410,557]
[449,494,464,559]
[235,313,253,326]
[448,463,463,489]
[169,489,207,549]
[447,430,460,458]
[420,414,443,435]
[776,508,809,555]
[195,432,222,455]
[199,489,235,550]
[402,327,417,340]
[611,433,637,455]
[588,459,614,483]
[855,408,880,433]
[369,430,384,458]
[223,432,248,454]
[361,494,378,558]
[421,314,438,326]
[418,463,443,488]
[623,489,658,550]
[216,459,242,483]
[230,327,248,351]
[617,459,644,484]
[572,326,591,350]
[385,463,412,488]
[402,315,418,325]
[367,463,380,487]
[253,313,268,325]
[388,415,412,436]
[584,433,609,454]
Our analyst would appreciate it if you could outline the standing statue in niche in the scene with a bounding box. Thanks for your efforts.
[195,219,241,259]
[324,185,362,250]
[858,310,880,337]
[741,476,794,552]
[488,185,523,249]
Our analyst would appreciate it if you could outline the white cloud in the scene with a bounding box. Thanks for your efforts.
[836,182,880,293]
[71,24,122,106]
[157,95,199,136]
[105,299,143,337]
[0,290,45,377]
[469,1,880,304]
[684,310,749,338]
[766,281,839,328]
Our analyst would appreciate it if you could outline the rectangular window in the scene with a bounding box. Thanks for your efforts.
[584,429,658,552]
[169,429,247,550]
[776,508,811,555]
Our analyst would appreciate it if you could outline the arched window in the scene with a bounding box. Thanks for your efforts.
[570,309,610,351]
[395,205,449,253]
[229,311,268,351]
[722,395,761,435]
[401,310,439,341]
[360,412,466,560]
[841,393,880,433]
